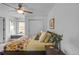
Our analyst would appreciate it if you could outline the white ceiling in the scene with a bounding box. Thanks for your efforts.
[0,3,55,18]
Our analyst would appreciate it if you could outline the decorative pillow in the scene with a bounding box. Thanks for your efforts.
[43,32,51,43]
[39,32,47,42]
[33,32,41,40]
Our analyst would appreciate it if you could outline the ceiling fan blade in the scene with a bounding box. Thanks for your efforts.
[2,3,16,9]
[24,10,33,14]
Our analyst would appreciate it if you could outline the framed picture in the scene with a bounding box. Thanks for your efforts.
[49,18,55,29]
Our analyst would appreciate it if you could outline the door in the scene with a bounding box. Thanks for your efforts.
[29,20,43,37]
[0,17,5,43]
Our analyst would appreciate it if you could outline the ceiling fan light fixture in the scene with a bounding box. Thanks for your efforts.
[17,9,24,14]
[2,3,32,14]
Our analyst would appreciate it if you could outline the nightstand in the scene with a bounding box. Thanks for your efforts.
[45,45,65,55]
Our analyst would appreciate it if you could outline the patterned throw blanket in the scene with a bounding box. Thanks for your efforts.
[4,36,30,51]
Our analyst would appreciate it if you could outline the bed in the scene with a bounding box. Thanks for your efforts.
[3,32,54,55]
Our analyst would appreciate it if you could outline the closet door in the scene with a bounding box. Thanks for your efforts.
[0,17,5,43]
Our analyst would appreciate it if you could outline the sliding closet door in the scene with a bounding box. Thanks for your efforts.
[0,17,5,43]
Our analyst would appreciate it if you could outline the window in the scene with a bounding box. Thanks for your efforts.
[10,20,25,35]
[18,22,25,35]
[10,20,16,35]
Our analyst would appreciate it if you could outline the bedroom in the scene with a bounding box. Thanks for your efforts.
[0,3,79,55]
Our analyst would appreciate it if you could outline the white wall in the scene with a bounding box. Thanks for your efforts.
[47,3,79,55]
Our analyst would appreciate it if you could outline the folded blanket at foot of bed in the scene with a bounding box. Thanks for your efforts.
[4,36,30,51]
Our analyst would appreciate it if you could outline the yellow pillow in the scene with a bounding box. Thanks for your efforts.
[39,32,47,42]
[43,33,51,43]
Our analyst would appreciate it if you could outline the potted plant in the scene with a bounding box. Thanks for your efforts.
[49,32,63,49]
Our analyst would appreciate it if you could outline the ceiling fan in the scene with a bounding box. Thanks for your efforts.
[2,3,33,14]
